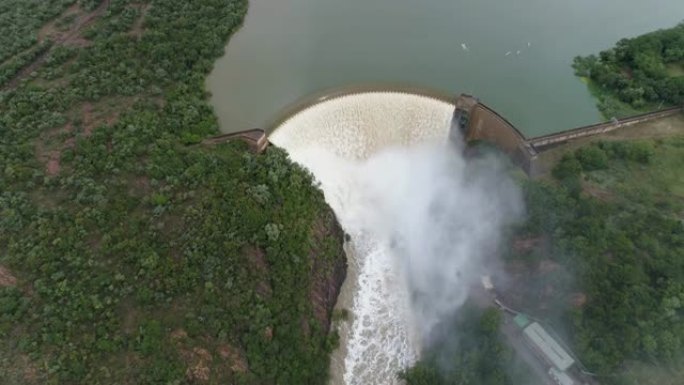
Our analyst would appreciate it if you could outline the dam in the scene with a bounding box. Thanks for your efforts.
[209,88,683,384]
[267,89,524,385]
[215,91,684,176]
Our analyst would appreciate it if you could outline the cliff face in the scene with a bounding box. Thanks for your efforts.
[309,210,347,334]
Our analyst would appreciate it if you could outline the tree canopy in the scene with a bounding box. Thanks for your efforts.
[573,22,684,117]
[0,0,346,383]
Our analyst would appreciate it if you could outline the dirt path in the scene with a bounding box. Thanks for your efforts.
[0,265,17,287]
[2,0,110,91]
[130,3,151,38]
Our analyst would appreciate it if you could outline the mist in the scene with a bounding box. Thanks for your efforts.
[268,91,524,384]
[349,141,523,342]
[281,140,522,382]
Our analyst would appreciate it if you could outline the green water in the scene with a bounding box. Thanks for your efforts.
[207,0,684,137]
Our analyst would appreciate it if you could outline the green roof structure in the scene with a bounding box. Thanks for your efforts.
[514,313,530,329]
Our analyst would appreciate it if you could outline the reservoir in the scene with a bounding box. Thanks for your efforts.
[207,0,684,137]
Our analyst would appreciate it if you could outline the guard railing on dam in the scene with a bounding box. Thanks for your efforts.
[527,106,683,149]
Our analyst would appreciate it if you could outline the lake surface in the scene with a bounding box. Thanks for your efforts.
[207,0,684,137]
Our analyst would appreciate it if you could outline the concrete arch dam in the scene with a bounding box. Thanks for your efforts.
[211,91,683,176]
[207,91,534,170]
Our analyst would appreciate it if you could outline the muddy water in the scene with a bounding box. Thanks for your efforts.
[208,0,684,136]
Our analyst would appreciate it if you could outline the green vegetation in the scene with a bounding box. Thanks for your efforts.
[400,306,534,385]
[516,137,684,380]
[0,0,346,384]
[621,357,684,385]
[0,40,52,87]
[573,22,684,118]
[403,135,684,384]
[0,0,73,63]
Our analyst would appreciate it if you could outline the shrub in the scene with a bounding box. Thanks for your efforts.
[552,153,583,180]
[575,146,608,171]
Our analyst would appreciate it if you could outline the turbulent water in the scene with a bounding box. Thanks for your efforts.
[270,91,523,384]
[271,92,453,384]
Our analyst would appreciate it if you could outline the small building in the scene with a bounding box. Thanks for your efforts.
[523,322,575,372]
[548,367,574,385]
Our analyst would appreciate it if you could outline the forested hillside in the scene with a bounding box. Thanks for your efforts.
[573,22,684,118]
[518,138,684,380]
[403,136,684,384]
[400,306,535,385]
[0,0,346,383]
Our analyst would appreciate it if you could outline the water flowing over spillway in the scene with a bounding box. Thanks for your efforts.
[271,92,454,384]
[269,91,522,385]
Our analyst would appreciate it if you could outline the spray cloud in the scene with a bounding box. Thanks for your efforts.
[269,91,524,384]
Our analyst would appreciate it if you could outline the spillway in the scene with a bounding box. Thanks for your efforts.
[269,91,457,385]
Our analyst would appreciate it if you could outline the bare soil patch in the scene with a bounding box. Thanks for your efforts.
[182,347,213,382]
[0,265,17,287]
[130,3,152,38]
[217,344,249,373]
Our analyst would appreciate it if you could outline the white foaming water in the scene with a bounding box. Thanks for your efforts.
[270,91,522,385]
[270,92,454,385]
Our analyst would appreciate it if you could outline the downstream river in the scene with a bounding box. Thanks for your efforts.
[207,0,683,137]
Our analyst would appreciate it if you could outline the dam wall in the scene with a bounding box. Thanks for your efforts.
[455,94,683,175]
[527,106,684,149]
[201,128,268,153]
[458,97,539,174]
[203,90,682,176]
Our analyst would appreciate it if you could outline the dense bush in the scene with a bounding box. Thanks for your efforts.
[552,140,655,181]
[575,145,609,171]
[401,306,532,385]
[0,0,345,383]
[0,0,73,63]
[597,140,655,163]
[528,142,684,375]
[573,22,684,112]
[552,153,582,180]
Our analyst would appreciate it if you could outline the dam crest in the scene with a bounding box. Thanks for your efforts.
[207,88,684,177]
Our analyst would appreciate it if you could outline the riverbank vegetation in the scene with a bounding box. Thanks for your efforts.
[573,22,684,118]
[0,0,346,383]
[406,134,684,384]
[512,136,684,382]
[400,305,535,385]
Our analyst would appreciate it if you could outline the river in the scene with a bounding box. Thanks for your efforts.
[207,0,684,137]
